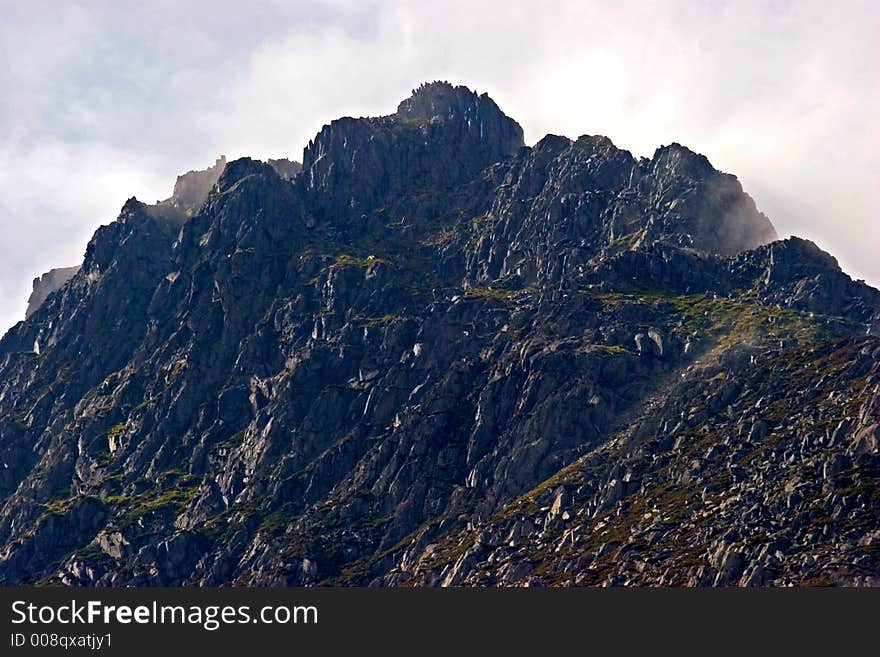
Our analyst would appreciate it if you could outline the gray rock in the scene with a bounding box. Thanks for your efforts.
[26,266,80,318]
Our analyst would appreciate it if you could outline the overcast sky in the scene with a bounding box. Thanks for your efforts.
[1,0,877,335]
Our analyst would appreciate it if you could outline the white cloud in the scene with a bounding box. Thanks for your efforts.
[1,0,878,333]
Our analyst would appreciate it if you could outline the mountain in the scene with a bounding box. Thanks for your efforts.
[159,155,229,217]
[25,267,81,319]
[0,82,877,587]
[22,156,304,321]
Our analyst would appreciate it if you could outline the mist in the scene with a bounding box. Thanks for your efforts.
[1,0,877,334]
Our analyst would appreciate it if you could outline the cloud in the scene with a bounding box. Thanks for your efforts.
[1,0,878,334]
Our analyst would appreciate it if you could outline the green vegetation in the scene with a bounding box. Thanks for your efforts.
[351,314,397,328]
[132,396,158,412]
[594,292,625,308]
[579,344,630,356]
[100,494,129,505]
[257,509,293,538]
[463,287,515,302]
[42,496,74,516]
[331,253,389,270]
[656,294,840,352]
[220,429,247,445]
[68,543,115,568]
[105,422,127,440]
[91,395,114,416]
[121,486,199,527]
[419,228,456,247]
[608,228,645,249]
[35,489,76,524]
[592,289,848,355]
[332,254,389,269]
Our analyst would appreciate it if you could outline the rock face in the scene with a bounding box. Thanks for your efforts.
[25,266,80,318]
[160,156,228,216]
[0,82,877,587]
[301,81,523,215]
[267,158,302,180]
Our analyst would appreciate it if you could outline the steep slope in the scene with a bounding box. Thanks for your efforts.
[21,156,304,321]
[0,82,876,586]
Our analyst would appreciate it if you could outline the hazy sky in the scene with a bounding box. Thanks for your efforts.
[1,0,877,335]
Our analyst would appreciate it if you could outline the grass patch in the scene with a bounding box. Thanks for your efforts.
[331,254,389,269]
[69,542,115,568]
[42,496,74,516]
[464,287,515,302]
[119,483,201,527]
[608,228,645,249]
[256,509,297,539]
[419,229,456,247]
[579,344,630,356]
[222,430,247,445]
[352,314,397,328]
[105,422,127,440]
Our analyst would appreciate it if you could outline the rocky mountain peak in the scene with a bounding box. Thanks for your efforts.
[215,157,278,193]
[25,266,80,319]
[82,196,180,276]
[1,83,877,589]
[574,134,618,152]
[301,82,524,215]
[394,80,464,118]
[160,156,226,216]
[534,133,572,154]
[393,81,524,155]
[635,143,778,255]
[120,195,145,215]
[768,236,841,269]
[650,142,715,179]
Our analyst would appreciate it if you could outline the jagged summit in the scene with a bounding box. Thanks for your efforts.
[394,81,524,153]
[395,80,524,154]
[651,142,714,177]
[214,157,277,193]
[300,82,523,212]
[395,80,464,117]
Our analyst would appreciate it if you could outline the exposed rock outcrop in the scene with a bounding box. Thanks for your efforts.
[160,155,227,216]
[267,158,302,180]
[25,266,80,318]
